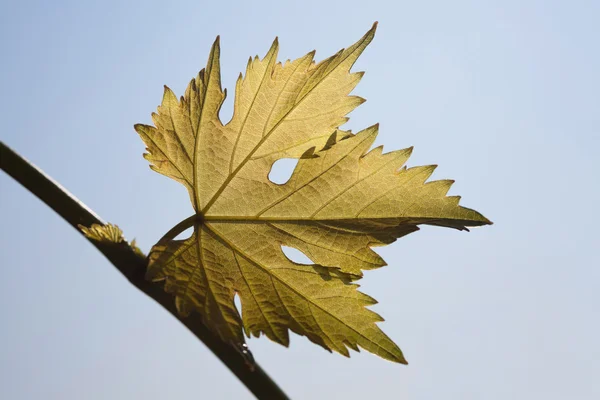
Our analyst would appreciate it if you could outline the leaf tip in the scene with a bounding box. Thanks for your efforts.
[481,215,494,225]
[355,95,367,105]
[388,346,408,365]
[364,21,378,40]
[209,36,221,63]
[162,85,175,99]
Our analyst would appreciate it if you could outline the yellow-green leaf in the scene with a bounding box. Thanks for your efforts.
[135,23,491,364]
[80,223,144,257]
[80,223,125,243]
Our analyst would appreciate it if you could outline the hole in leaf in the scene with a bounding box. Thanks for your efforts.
[234,293,242,317]
[268,158,298,184]
[173,226,193,240]
[219,95,234,124]
[281,246,313,265]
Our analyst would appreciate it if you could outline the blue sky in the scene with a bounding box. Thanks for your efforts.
[1,0,598,398]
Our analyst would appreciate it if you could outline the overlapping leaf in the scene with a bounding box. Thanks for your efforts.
[135,23,491,363]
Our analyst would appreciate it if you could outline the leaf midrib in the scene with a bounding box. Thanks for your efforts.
[193,45,219,212]
[201,215,483,224]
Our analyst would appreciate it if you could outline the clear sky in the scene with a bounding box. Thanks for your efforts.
[1,0,598,399]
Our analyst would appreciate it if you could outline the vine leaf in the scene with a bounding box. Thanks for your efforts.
[79,223,126,243]
[79,223,144,257]
[134,23,491,364]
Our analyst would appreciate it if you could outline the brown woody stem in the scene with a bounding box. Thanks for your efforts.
[0,141,289,400]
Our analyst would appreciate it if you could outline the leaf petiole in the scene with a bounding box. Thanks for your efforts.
[158,214,200,244]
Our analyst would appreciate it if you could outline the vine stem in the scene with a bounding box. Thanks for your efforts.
[0,141,290,400]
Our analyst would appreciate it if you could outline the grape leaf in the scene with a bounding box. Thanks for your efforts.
[79,223,144,257]
[134,23,491,364]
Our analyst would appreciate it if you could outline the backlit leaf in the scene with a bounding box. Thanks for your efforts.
[135,23,491,364]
